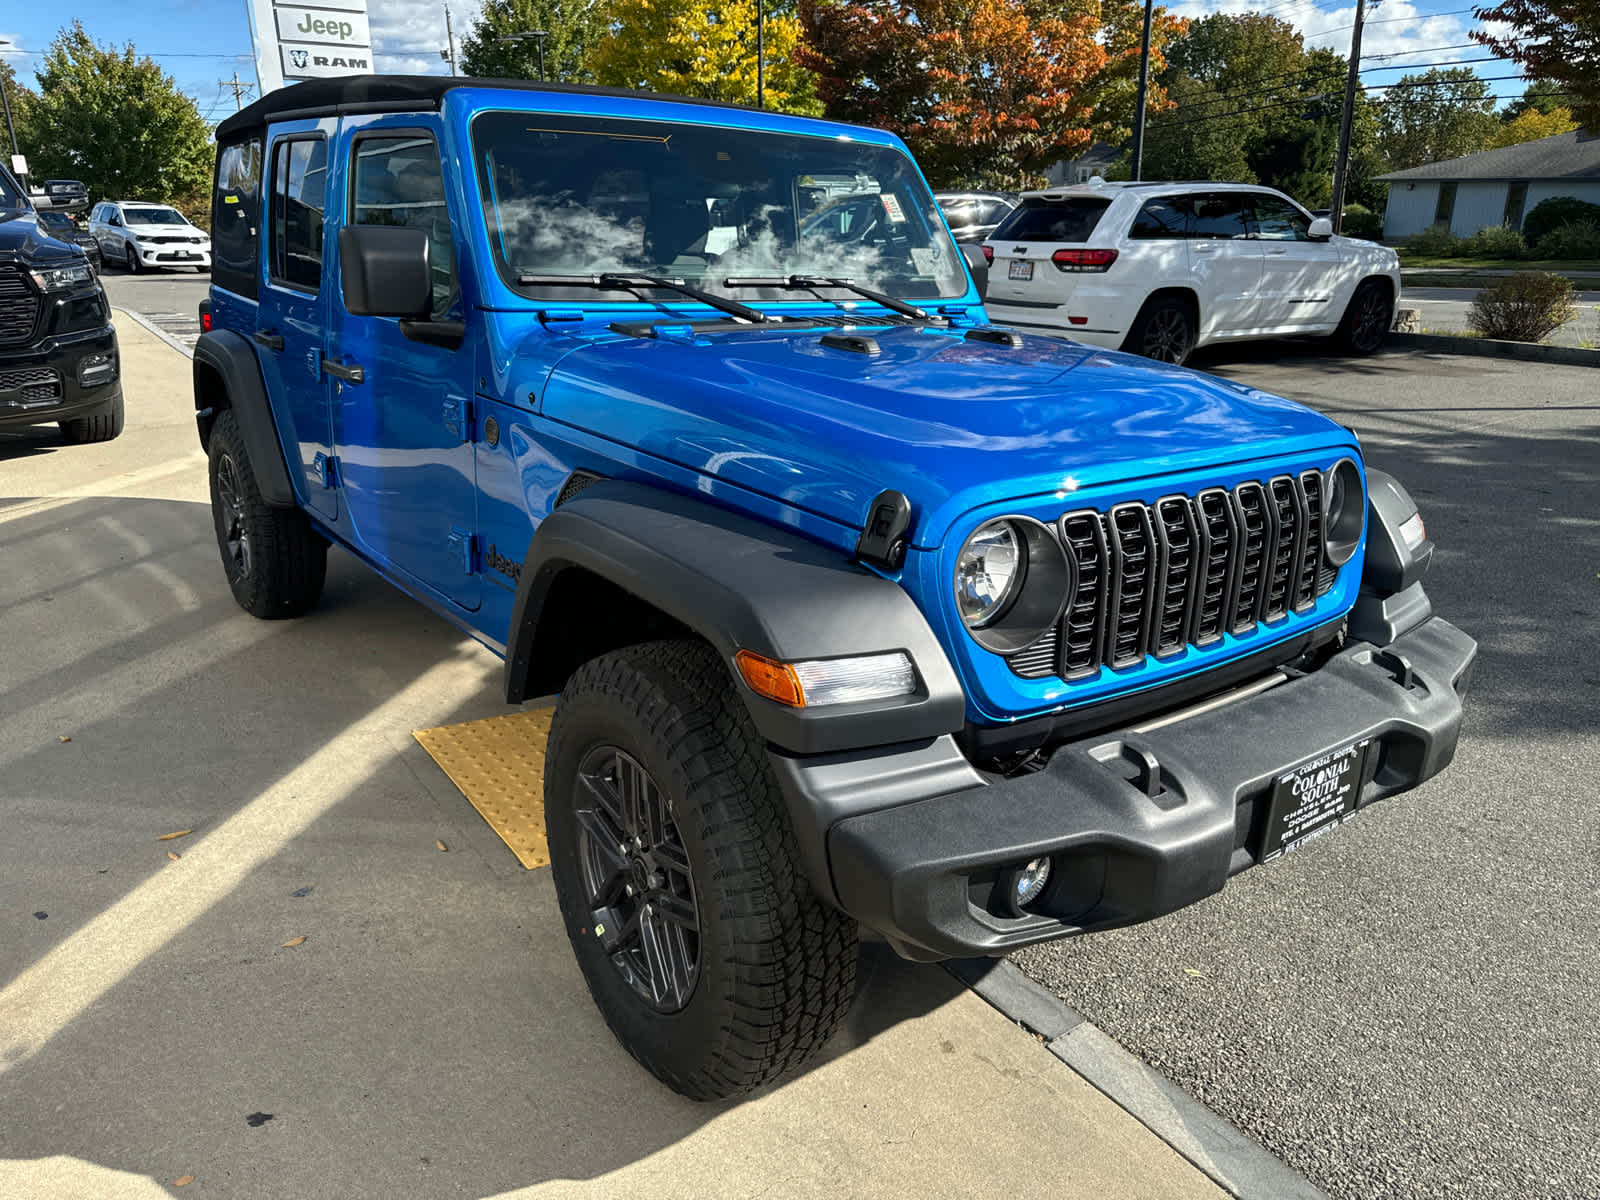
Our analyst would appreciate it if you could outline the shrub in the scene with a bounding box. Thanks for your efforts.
[1461,223,1528,259]
[1403,222,1463,257]
[1467,271,1577,342]
[1340,203,1384,240]
[1522,196,1600,247]
[1532,220,1600,260]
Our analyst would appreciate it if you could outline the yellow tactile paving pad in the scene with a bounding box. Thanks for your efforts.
[413,708,553,869]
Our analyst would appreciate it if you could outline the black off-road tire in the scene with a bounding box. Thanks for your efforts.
[1125,292,1198,365]
[207,409,327,618]
[1337,277,1393,355]
[60,389,125,443]
[546,639,860,1100]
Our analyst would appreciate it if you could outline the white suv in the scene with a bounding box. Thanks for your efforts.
[981,181,1400,364]
[88,201,212,273]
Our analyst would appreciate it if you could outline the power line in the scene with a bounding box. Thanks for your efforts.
[1305,8,1477,40]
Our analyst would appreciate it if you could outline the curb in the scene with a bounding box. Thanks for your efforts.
[113,306,195,360]
[1388,331,1599,367]
[945,958,1329,1200]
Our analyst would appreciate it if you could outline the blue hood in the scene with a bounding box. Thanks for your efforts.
[539,323,1350,546]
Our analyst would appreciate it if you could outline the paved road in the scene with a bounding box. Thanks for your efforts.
[1402,285,1600,347]
[1017,340,1600,1200]
[99,268,210,351]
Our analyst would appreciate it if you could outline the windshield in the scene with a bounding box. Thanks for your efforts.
[39,212,75,233]
[0,170,23,209]
[124,207,190,225]
[473,111,966,304]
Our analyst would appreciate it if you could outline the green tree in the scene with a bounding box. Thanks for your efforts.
[1377,67,1498,172]
[21,21,211,213]
[1473,1,1599,131]
[460,0,606,84]
[1500,77,1570,120]
[1,56,37,160]
[591,0,821,115]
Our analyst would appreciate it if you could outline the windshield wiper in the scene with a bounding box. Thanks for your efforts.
[722,275,928,320]
[517,272,770,324]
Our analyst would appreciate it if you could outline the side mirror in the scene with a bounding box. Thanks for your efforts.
[339,224,431,318]
[962,242,990,301]
[1308,217,1333,240]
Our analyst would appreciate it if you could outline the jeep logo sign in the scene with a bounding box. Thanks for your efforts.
[250,0,373,90]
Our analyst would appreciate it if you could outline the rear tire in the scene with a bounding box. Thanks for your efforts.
[546,639,860,1100]
[1125,293,1197,365]
[207,409,327,618]
[59,390,124,444]
[1337,278,1392,355]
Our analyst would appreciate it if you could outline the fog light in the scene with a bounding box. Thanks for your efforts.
[77,353,116,387]
[1012,857,1052,909]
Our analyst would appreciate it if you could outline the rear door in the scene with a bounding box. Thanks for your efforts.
[1248,192,1345,328]
[1186,192,1264,333]
[326,117,480,612]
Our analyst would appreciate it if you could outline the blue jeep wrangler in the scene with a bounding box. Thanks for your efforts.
[195,76,1476,1100]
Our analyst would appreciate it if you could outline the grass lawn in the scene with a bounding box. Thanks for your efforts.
[1398,256,1600,271]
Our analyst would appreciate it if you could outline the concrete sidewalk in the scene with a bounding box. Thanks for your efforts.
[0,314,1230,1198]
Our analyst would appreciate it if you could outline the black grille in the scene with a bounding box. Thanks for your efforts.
[1009,472,1339,681]
[0,267,40,346]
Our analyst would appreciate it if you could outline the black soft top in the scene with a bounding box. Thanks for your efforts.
[215,74,751,140]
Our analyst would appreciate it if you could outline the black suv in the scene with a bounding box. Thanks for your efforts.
[0,165,122,442]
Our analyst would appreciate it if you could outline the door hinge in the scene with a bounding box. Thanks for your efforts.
[312,452,340,489]
[443,397,474,442]
[447,527,477,575]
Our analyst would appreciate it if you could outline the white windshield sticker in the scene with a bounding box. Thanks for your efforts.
[880,193,906,223]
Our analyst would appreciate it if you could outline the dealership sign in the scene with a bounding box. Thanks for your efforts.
[247,0,373,94]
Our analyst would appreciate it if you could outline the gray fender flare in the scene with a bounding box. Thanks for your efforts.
[503,479,967,756]
[1350,467,1434,645]
[192,329,298,508]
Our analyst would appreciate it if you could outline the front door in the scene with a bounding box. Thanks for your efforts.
[258,122,338,519]
[1186,193,1264,334]
[1249,193,1343,328]
[327,120,479,612]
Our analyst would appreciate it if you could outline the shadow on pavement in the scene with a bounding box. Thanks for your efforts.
[0,495,966,1197]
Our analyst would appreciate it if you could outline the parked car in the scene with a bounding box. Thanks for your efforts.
[982,181,1400,364]
[35,210,101,269]
[195,75,1473,1103]
[935,190,1017,243]
[88,200,211,272]
[27,178,90,213]
[0,163,123,442]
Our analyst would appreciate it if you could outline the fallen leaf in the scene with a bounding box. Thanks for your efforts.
[167,850,181,861]
[158,829,193,841]
[1183,967,1203,977]
[435,839,448,852]
[58,735,71,743]
[281,935,307,948]
[173,1175,194,1187]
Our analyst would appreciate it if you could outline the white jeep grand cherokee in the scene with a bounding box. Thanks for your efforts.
[981,181,1400,364]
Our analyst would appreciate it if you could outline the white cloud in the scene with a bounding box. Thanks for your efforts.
[366,0,486,73]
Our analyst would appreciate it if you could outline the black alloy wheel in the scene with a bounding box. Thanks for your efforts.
[573,744,701,1012]
[1342,279,1392,355]
[1132,296,1196,365]
[214,450,253,581]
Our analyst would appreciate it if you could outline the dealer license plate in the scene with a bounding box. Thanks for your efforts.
[1260,739,1370,862]
[1008,259,1033,281]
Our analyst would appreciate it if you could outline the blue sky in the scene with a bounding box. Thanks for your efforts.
[2,0,1524,129]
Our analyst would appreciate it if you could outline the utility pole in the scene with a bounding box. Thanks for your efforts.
[443,4,459,76]
[757,0,765,109]
[218,71,255,112]
[1329,0,1368,234]
[1128,0,1155,181]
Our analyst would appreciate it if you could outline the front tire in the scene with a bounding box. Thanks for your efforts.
[60,390,124,443]
[207,410,327,618]
[1337,278,1393,354]
[1126,293,1197,365]
[126,244,141,274]
[546,639,860,1101]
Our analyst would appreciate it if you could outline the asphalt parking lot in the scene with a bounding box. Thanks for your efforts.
[1018,339,1600,1200]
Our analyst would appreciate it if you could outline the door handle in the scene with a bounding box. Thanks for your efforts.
[1266,248,1289,256]
[252,330,285,352]
[321,356,365,385]
[1192,244,1215,254]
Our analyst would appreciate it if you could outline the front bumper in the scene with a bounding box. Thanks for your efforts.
[139,245,210,269]
[775,616,1476,961]
[0,324,120,429]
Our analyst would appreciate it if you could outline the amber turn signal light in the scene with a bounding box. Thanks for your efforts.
[735,650,806,708]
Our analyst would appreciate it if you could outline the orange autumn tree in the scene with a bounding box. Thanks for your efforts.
[797,0,1180,187]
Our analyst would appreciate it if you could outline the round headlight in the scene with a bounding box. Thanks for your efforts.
[956,520,1023,628]
[954,517,1074,654]
[1323,458,1364,567]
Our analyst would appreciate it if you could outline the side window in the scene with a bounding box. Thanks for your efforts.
[349,133,457,319]
[1129,197,1190,240]
[1191,194,1251,239]
[1251,195,1310,241]
[978,198,1012,224]
[270,137,328,292]
[942,199,977,229]
[213,135,263,299]
[1434,182,1457,227]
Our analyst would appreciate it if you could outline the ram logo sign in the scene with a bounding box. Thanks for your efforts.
[248,0,373,92]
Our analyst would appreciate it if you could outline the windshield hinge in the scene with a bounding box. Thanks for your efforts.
[856,490,911,571]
